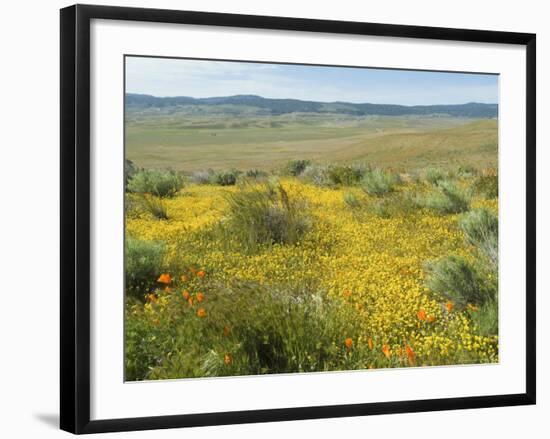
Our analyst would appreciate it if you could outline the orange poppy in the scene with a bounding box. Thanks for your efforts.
[223,326,231,337]
[182,290,190,300]
[157,273,172,284]
[197,307,207,318]
[146,293,157,303]
[445,301,454,313]
[189,267,196,274]
[197,270,206,278]
[188,297,194,306]
[196,292,204,303]
[368,337,374,350]
[405,345,415,365]
[343,290,352,299]
[344,338,353,350]
[224,353,233,365]
[417,309,427,321]
[382,344,391,359]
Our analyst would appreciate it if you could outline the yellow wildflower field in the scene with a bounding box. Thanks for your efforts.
[125,176,498,379]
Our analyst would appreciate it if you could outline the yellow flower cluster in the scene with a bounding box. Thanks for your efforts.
[127,178,498,367]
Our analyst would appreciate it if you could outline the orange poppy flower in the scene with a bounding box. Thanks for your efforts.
[417,309,427,321]
[157,273,172,284]
[197,307,207,318]
[189,267,196,274]
[382,344,391,359]
[445,301,454,313]
[223,326,231,337]
[188,297,194,306]
[146,293,157,303]
[405,345,415,365]
[224,353,233,365]
[197,270,206,278]
[368,337,374,350]
[182,290,190,300]
[344,338,353,350]
[196,292,204,303]
[343,290,352,299]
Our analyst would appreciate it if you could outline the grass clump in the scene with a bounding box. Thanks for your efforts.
[283,159,311,176]
[128,168,183,198]
[425,256,491,308]
[126,281,362,381]
[360,168,400,197]
[212,169,240,186]
[125,237,166,300]
[423,180,470,214]
[424,167,448,185]
[459,208,498,268]
[472,173,498,199]
[326,164,366,186]
[224,182,310,250]
[343,191,363,209]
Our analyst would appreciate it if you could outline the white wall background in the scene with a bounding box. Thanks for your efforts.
[0,0,546,437]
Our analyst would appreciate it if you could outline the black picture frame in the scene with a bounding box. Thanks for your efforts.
[60,4,536,434]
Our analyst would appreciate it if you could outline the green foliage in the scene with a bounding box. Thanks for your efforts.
[283,159,311,176]
[456,165,478,179]
[459,209,498,268]
[223,182,310,250]
[425,255,493,307]
[424,167,447,185]
[125,237,166,300]
[343,191,362,209]
[423,180,470,214]
[212,169,240,186]
[126,282,364,381]
[140,194,169,220]
[367,192,420,218]
[468,300,498,337]
[473,174,498,199]
[127,168,183,197]
[244,168,269,179]
[326,164,366,186]
[124,159,137,190]
[189,169,214,185]
[360,168,400,197]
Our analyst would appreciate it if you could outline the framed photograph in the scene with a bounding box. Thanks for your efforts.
[60,4,536,434]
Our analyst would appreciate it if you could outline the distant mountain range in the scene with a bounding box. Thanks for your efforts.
[126,93,498,118]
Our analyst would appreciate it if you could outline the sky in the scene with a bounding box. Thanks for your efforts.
[125,56,498,106]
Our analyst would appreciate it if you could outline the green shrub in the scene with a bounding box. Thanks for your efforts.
[360,168,400,197]
[468,300,498,337]
[473,174,498,199]
[459,208,498,268]
[425,255,493,307]
[424,167,447,185]
[367,192,420,218]
[456,165,478,179]
[127,282,362,380]
[212,169,240,186]
[125,237,166,300]
[127,169,183,197]
[283,159,311,176]
[224,182,310,249]
[189,169,214,185]
[343,191,362,209]
[140,194,168,220]
[301,164,331,187]
[423,180,470,214]
[125,159,137,190]
[326,164,366,186]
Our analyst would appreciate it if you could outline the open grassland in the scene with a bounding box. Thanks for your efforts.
[126,114,497,172]
[125,166,499,380]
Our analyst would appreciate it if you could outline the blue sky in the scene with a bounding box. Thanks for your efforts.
[126,56,498,106]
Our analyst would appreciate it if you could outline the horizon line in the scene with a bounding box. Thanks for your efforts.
[125,92,499,107]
